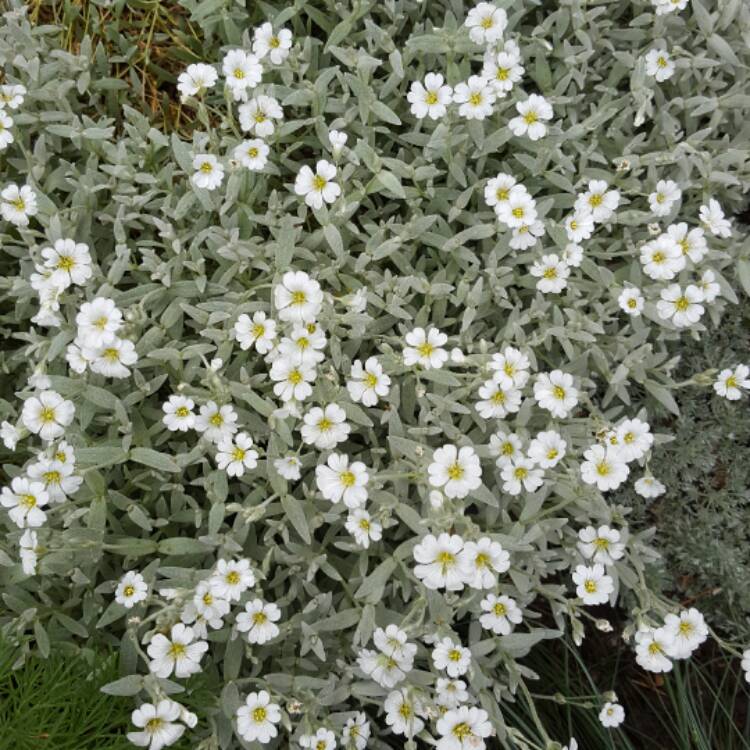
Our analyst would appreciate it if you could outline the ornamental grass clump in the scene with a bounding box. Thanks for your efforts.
[0,0,749,748]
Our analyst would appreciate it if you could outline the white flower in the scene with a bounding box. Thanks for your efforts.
[328,129,347,155]
[435,678,469,709]
[191,154,224,190]
[26,456,82,503]
[656,284,705,328]
[572,563,614,605]
[613,418,653,462]
[436,705,492,750]
[465,2,507,45]
[1,183,38,226]
[742,650,750,684]
[489,346,530,388]
[274,455,302,481]
[357,648,407,688]
[127,700,186,750]
[300,728,337,750]
[663,608,708,659]
[277,324,327,366]
[1,420,20,450]
[640,235,684,280]
[580,445,629,491]
[270,356,316,403]
[653,0,687,14]
[407,73,453,120]
[527,430,566,468]
[563,242,584,267]
[76,297,122,347]
[234,138,270,170]
[0,83,26,109]
[564,211,595,243]
[484,172,517,210]
[236,690,281,744]
[222,49,262,101]
[453,75,496,120]
[599,702,625,728]
[238,95,283,138]
[373,624,417,669]
[40,238,93,288]
[413,533,465,591]
[645,49,675,81]
[253,23,292,65]
[495,184,537,227]
[432,637,471,677]
[345,508,382,548]
[575,180,620,223]
[0,110,13,150]
[531,254,570,293]
[234,311,277,353]
[509,94,553,140]
[635,626,674,673]
[460,537,510,589]
[634,475,666,498]
[533,371,578,419]
[428,444,482,499]
[19,529,39,575]
[300,404,350,450]
[316,453,369,508]
[483,41,524,95]
[347,357,391,406]
[618,287,644,316]
[667,222,707,264]
[274,270,323,324]
[649,179,681,216]
[86,337,138,379]
[236,599,281,644]
[215,432,259,477]
[713,364,750,400]
[147,624,208,678]
[342,713,370,750]
[194,401,239,444]
[192,579,230,626]
[501,457,544,495]
[510,219,545,250]
[162,395,195,432]
[577,526,625,565]
[177,63,218,99]
[403,326,449,369]
[294,159,340,209]
[22,390,75,442]
[115,571,148,608]
[697,269,720,303]
[211,559,255,601]
[476,378,522,419]
[1,477,49,528]
[479,593,522,635]
[699,198,732,238]
[490,430,523,467]
[384,689,425,737]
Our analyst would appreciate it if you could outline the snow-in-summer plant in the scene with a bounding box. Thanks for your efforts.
[0,0,749,748]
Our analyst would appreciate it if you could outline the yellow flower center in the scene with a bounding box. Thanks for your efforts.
[288,369,303,385]
[596,461,611,476]
[511,206,524,219]
[94,316,109,329]
[168,642,186,659]
[474,552,489,568]
[233,67,245,79]
[469,92,483,106]
[552,385,566,400]
[674,296,689,312]
[493,602,507,616]
[253,611,268,625]
[678,238,690,255]
[594,537,609,550]
[452,722,473,740]
[480,15,494,29]
[39,407,56,423]
[43,470,61,485]
[546,449,558,460]
[312,174,327,191]
[248,147,259,158]
[55,451,67,462]
[652,251,665,263]
[584,579,597,593]
[146,718,164,733]
[496,67,509,81]
[226,571,241,585]
[340,470,356,487]
[627,298,637,309]
[176,406,190,418]
[199,161,213,173]
[253,707,267,723]
[570,219,578,230]
[649,641,663,655]
[678,621,694,636]
[417,342,434,357]
[437,551,455,570]
[269,36,280,49]
[448,648,462,662]
[726,375,737,389]
[317,418,332,432]
[252,323,266,338]
[254,112,266,123]
[501,442,514,456]
[203,592,213,605]
[210,412,224,426]
[543,267,558,280]
[514,466,528,480]
[56,255,75,271]
[232,447,246,461]
[447,462,464,480]
[399,703,412,719]
[291,290,306,305]
[425,91,439,105]
[21,494,37,508]
[365,372,378,388]
[10,198,25,211]
[657,56,668,68]
[588,193,603,207]
[103,347,120,362]
[359,517,370,531]
[496,188,509,201]
[123,585,135,597]
[491,390,506,404]
[523,111,538,125]
[623,432,634,444]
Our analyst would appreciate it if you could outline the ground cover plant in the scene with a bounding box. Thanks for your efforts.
[1,0,749,748]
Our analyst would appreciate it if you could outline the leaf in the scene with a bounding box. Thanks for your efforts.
[374,171,406,198]
[101,675,145,696]
[644,381,680,416]
[280,494,311,544]
[130,447,181,473]
[355,557,397,602]
[157,538,212,555]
